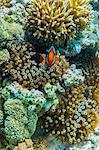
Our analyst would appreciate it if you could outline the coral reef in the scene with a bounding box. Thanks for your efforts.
[6,42,69,89]
[0,0,12,7]
[0,49,10,65]
[27,0,92,43]
[0,0,98,149]
[14,139,34,150]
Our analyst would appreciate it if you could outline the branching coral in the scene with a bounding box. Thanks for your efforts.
[6,42,69,89]
[0,0,12,7]
[27,0,75,43]
[0,49,10,65]
[27,0,92,43]
[67,0,93,31]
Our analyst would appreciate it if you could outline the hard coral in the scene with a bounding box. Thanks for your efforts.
[27,0,92,43]
[3,98,38,145]
[4,99,29,144]
[0,0,12,7]
[6,42,69,89]
[67,0,92,31]
[27,0,75,43]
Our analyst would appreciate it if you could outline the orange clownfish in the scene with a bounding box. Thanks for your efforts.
[46,46,56,67]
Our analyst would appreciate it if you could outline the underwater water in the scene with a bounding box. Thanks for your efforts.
[0,0,99,150]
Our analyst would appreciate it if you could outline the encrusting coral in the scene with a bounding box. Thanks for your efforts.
[27,0,92,43]
[6,42,69,89]
[0,17,24,43]
[2,81,60,114]
[3,98,38,145]
[59,64,85,88]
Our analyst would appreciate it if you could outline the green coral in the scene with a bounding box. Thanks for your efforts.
[43,83,60,111]
[2,82,54,113]
[0,17,24,42]
[4,99,38,145]
[0,49,10,65]
[4,116,29,145]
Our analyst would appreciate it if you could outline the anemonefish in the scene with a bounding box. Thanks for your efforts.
[31,46,59,66]
[46,46,56,67]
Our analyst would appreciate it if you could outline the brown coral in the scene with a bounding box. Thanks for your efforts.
[40,83,98,144]
[0,0,12,7]
[14,138,48,150]
[27,0,92,43]
[33,137,48,150]
[14,139,34,150]
[6,42,69,89]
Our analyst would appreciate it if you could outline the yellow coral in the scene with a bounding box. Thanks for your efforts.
[0,0,12,7]
[28,0,76,42]
[67,0,92,31]
[27,0,92,42]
